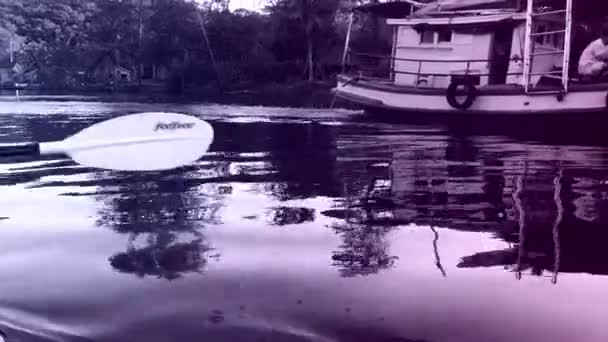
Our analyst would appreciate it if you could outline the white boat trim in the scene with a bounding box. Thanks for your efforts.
[334,76,608,116]
[386,12,526,26]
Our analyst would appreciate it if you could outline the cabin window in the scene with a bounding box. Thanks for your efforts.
[420,30,435,44]
[419,30,453,45]
[438,30,453,43]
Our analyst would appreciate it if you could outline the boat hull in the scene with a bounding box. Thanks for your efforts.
[333,75,608,116]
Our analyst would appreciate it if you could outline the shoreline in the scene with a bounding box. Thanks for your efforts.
[0,81,357,110]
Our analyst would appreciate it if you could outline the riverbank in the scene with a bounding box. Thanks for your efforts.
[1,80,356,110]
[184,80,355,109]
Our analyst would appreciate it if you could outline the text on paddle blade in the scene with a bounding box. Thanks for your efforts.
[154,122,196,131]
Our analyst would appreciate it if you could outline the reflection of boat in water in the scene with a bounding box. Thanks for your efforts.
[333,0,608,117]
[328,132,608,282]
[458,167,565,283]
[459,167,608,282]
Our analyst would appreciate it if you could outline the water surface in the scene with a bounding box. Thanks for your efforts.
[1,96,608,342]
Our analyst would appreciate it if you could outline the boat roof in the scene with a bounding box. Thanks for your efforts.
[351,0,518,19]
[386,12,525,28]
[413,0,518,17]
[352,0,431,18]
[352,0,608,21]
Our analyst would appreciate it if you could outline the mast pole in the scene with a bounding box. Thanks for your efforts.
[562,0,573,92]
[522,0,534,92]
[341,11,354,74]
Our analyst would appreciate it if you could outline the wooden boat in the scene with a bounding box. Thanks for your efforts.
[332,0,608,116]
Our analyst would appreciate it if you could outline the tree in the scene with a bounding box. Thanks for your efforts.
[87,0,139,66]
[267,0,341,81]
[143,0,202,70]
[0,0,99,87]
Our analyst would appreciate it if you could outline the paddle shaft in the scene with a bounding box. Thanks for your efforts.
[0,141,68,158]
[0,136,189,159]
[0,143,41,158]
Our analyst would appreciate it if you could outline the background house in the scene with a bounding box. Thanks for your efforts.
[0,57,24,87]
[0,26,26,87]
[0,57,15,86]
[89,53,133,83]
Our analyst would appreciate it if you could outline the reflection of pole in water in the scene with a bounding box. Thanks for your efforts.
[512,161,562,284]
[552,169,563,284]
[513,162,527,280]
[430,225,447,277]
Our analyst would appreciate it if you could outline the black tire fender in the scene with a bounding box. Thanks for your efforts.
[446,79,478,110]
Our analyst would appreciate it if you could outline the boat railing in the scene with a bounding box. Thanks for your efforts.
[346,51,528,85]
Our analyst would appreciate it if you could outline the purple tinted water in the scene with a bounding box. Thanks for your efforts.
[0,97,607,342]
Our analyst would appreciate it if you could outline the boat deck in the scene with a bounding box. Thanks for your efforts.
[337,75,608,96]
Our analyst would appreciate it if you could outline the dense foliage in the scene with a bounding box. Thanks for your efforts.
[0,0,386,90]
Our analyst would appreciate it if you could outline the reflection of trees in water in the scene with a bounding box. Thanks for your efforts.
[327,207,399,277]
[110,239,208,280]
[94,170,226,280]
[206,121,341,200]
[265,123,341,200]
[266,206,316,226]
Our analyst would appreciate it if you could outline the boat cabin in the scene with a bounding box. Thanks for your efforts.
[390,9,563,89]
[343,0,592,91]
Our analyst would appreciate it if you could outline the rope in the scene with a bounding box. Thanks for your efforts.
[329,75,362,109]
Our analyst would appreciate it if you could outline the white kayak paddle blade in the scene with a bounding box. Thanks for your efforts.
[40,112,214,171]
